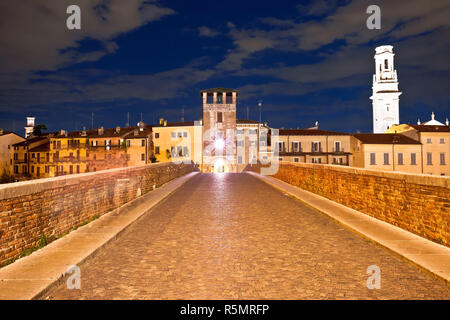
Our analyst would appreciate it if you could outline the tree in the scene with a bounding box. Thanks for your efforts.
[33,124,47,136]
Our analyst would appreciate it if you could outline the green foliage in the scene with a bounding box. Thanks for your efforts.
[32,124,47,136]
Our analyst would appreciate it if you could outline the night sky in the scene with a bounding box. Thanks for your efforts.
[0,0,449,134]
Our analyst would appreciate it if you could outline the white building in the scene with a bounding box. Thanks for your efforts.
[24,117,35,138]
[370,45,402,133]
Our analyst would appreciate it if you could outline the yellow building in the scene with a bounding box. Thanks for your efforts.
[152,119,202,167]
[48,130,90,176]
[124,124,154,167]
[11,136,51,179]
[0,130,25,179]
[387,122,450,176]
[352,134,423,173]
[276,129,354,166]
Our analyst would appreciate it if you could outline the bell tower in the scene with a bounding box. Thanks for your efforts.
[370,45,402,133]
[201,88,238,173]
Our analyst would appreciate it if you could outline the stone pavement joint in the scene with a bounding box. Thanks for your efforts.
[43,173,449,299]
[247,171,450,287]
[0,172,199,300]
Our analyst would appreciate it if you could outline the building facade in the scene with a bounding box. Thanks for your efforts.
[201,88,238,173]
[277,129,354,166]
[387,117,450,176]
[352,134,423,173]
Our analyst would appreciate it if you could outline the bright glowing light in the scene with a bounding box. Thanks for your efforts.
[214,138,224,150]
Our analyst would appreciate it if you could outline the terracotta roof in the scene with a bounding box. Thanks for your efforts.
[409,124,450,133]
[13,136,48,146]
[153,121,196,128]
[29,142,50,153]
[353,133,421,144]
[237,119,260,124]
[53,127,136,138]
[278,129,351,136]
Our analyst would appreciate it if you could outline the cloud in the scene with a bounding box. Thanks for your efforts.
[198,26,219,37]
[0,0,175,72]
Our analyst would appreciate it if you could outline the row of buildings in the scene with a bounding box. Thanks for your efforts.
[1,86,449,180]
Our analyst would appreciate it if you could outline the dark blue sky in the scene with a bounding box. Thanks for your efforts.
[0,0,449,134]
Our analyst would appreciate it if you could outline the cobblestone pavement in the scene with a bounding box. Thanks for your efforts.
[44,173,450,299]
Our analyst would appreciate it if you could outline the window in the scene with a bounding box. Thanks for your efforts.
[31,166,34,173]
[171,132,176,138]
[155,146,160,154]
[45,166,49,173]
[384,59,388,69]
[183,147,189,157]
[278,142,285,152]
[440,153,446,165]
[383,153,389,165]
[237,129,244,135]
[37,167,40,177]
[426,138,432,144]
[14,165,18,174]
[46,153,50,162]
[292,142,300,153]
[237,156,243,164]
[32,153,35,158]
[370,153,376,165]
[411,153,417,165]
[237,140,244,147]
[155,133,159,139]
[37,153,40,161]
[294,158,299,162]
[93,154,96,160]
[427,152,432,165]
[334,141,341,152]
[217,112,223,123]
[440,138,445,144]
[76,165,80,174]
[141,153,145,161]
[178,132,182,138]
[141,140,145,147]
[183,132,188,138]
[398,153,403,165]
[312,142,321,152]
[92,140,97,147]
[69,165,73,174]
[14,153,18,160]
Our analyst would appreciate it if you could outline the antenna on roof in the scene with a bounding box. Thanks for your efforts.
[141,112,143,122]
[127,112,130,127]
[181,107,185,122]
[246,106,249,120]
[91,112,94,130]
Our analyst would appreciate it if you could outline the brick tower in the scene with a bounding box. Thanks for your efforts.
[201,88,238,172]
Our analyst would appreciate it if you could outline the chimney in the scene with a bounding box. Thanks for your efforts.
[164,120,167,126]
[417,118,421,125]
[446,118,449,126]
[59,129,66,136]
[138,121,145,131]
[98,126,104,135]
[0,128,3,135]
[159,118,164,125]
[115,126,121,134]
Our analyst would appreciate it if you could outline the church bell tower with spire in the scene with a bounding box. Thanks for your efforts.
[370,45,402,133]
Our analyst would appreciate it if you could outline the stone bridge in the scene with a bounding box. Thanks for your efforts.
[0,162,448,299]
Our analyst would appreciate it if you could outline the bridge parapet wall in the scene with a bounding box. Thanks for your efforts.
[252,162,449,246]
[0,162,197,266]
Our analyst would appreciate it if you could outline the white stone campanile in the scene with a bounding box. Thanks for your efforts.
[370,45,402,133]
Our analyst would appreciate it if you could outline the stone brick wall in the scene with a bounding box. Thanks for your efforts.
[0,162,197,266]
[250,163,449,246]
